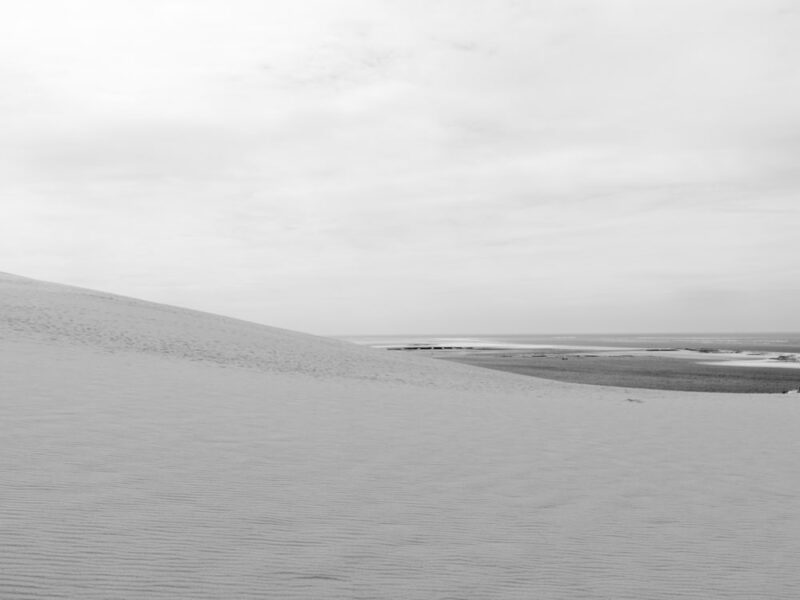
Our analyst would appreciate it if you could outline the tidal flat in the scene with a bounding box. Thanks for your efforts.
[350,334,800,393]
[438,350,800,393]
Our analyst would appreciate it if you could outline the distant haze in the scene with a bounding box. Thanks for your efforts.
[2,0,798,335]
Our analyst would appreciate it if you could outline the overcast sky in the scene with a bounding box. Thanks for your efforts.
[2,0,799,334]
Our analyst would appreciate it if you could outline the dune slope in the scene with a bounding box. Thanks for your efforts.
[0,271,548,392]
[2,272,799,599]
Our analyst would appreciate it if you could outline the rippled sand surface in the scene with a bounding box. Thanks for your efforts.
[2,272,800,598]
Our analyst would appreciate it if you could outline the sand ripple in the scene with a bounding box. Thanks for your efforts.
[2,343,800,599]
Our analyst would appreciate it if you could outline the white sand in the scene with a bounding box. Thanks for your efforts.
[2,271,800,599]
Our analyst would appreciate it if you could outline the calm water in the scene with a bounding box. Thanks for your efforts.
[344,332,800,353]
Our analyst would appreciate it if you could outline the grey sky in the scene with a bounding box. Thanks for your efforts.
[2,0,798,334]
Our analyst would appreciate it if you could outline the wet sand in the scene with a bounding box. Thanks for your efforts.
[437,350,800,393]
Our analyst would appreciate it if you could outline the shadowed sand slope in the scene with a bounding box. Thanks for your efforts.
[2,272,800,599]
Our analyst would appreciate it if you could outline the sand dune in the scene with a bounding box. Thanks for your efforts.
[2,272,799,599]
[0,271,550,392]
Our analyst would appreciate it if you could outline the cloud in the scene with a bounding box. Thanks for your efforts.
[1,0,799,333]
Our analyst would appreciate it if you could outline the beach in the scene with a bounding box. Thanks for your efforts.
[3,272,800,598]
[347,335,800,393]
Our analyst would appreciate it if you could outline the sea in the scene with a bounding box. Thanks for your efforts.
[342,332,800,354]
[342,332,800,393]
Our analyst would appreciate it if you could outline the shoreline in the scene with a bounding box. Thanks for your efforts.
[441,351,800,394]
[346,337,800,393]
